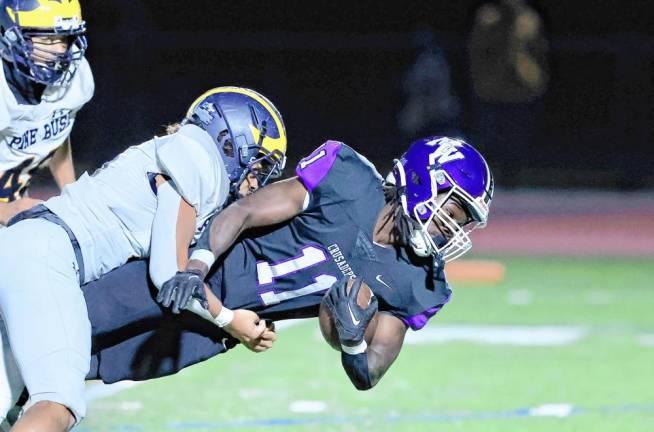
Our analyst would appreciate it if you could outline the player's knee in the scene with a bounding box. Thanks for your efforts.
[18,400,76,431]
[26,390,86,429]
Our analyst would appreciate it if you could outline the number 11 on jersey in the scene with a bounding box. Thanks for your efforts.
[256,245,337,306]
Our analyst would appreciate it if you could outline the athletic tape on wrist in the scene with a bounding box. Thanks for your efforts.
[341,340,367,355]
[189,248,216,269]
[214,306,234,327]
[185,298,214,322]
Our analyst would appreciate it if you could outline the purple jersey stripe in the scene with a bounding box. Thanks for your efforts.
[401,290,452,330]
[295,140,342,192]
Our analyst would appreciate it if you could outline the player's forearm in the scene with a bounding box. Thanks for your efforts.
[149,181,196,289]
[188,178,308,278]
[208,178,308,255]
[366,344,393,387]
[186,196,259,278]
[183,283,224,321]
[183,205,248,280]
[340,313,406,390]
[341,352,373,390]
[207,201,250,261]
[204,283,224,317]
[49,138,76,189]
[341,345,388,390]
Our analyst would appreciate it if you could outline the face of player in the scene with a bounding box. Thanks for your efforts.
[29,35,69,66]
[427,195,470,241]
[237,163,262,197]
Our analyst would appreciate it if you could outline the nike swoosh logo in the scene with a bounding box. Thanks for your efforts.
[348,304,361,325]
[376,274,392,290]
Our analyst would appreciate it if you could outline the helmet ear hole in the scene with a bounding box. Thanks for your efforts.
[215,130,234,157]
[222,139,234,158]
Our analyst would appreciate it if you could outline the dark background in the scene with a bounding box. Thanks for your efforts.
[68,1,653,189]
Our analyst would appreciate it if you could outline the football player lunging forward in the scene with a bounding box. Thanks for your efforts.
[79,137,493,394]
[0,87,286,431]
[0,0,93,225]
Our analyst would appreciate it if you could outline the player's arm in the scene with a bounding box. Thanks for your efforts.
[342,313,406,390]
[187,177,308,277]
[323,277,407,390]
[49,137,76,189]
[148,177,197,297]
[156,177,305,351]
[147,177,257,341]
[147,178,257,341]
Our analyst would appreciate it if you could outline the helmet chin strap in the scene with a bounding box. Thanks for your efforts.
[409,229,433,257]
[409,228,448,259]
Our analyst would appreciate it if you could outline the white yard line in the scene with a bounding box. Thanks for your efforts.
[404,324,588,346]
[85,381,142,403]
[636,333,654,347]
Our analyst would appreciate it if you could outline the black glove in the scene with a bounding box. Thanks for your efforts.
[156,269,208,314]
[323,277,378,347]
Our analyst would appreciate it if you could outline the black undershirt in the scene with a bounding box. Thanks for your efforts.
[2,58,46,105]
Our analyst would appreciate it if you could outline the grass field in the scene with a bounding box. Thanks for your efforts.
[80,256,654,431]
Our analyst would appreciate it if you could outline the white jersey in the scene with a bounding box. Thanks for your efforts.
[45,124,230,283]
[0,58,94,201]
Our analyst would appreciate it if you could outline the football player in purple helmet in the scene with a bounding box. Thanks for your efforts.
[386,136,494,262]
[149,135,494,391]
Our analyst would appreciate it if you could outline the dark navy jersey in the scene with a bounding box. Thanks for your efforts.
[208,140,451,328]
[84,141,451,383]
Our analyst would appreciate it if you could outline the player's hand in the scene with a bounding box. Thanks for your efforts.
[156,269,208,314]
[0,197,43,225]
[225,310,275,352]
[249,322,277,353]
[323,277,378,347]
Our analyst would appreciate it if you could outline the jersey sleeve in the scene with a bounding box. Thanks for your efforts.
[59,57,94,142]
[295,140,382,211]
[74,57,95,109]
[365,256,452,331]
[397,278,452,331]
[156,124,230,217]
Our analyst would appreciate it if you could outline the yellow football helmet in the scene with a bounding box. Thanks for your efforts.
[0,0,86,85]
[185,86,287,193]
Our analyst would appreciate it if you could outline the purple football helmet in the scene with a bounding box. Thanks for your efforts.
[390,136,494,261]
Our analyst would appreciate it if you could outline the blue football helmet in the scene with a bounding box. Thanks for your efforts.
[390,136,494,261]
[0,0,87,86]
[183,87,287,195]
